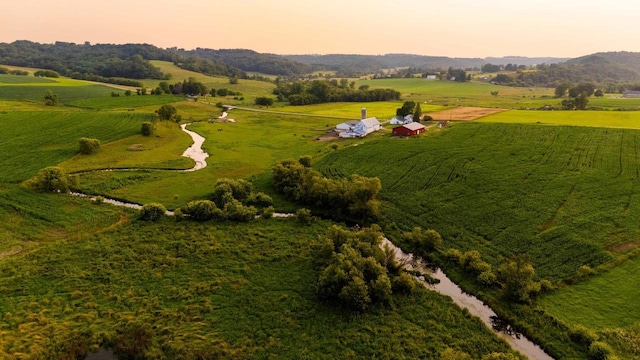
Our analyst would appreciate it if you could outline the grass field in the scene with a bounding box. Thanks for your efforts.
[540,255,640,330]
[149,61,276,101]
[0,111,151,183]
[72,109,342,209]
[0,216,519,359]
[277,101,445,120]
[0,74,57,84]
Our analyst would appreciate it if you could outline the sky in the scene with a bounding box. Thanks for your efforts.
[3,0,640,58]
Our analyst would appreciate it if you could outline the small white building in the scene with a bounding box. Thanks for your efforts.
[389,114,414,125]
[336,120,360,131]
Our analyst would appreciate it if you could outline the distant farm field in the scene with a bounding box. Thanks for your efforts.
[480,109,640,129]
[149,61,276,100]
[278,101,445,120]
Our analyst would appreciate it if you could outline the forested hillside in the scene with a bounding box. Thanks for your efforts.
[0,41,243,81]
[182,48,313,76]
[515,54,640,87]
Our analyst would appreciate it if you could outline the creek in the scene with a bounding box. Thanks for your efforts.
[381,239,554,360]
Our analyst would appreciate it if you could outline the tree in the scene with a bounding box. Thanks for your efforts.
[78,137,100,154]
[139,203,166,221]
[555,83,571,98]
[255,97,274,107]
[574,91,589,110]
[156,104,178,121]
[413,102,422,122]
[396,101,416,117]
[497,255,541,303]
[28,166,72,192]
[124,90,132,96]
[594,89,604,97]
[44,90,58,106]
[141,122,155,136]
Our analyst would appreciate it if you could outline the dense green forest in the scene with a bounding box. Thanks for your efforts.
[182,48,313,76]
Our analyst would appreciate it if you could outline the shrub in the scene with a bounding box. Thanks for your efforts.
[444,248,462,263]
[246,192,273,208]
[141,122,155,136]
[139,203,166,221]
[478,270,498,286]
[156,104,177,121]
[296,208,313,224]
[79,137,100,154]
[571,325,599,346]
[298,155,312,168]
[44,90,58,106]
[261,206,275,219]
[94,196,104,205]
[588,341,614,360]
[28,166,72,192]
[255,96,274,106]
[223,199,256,222]
[180,200,223,221]
[392,272,416,294]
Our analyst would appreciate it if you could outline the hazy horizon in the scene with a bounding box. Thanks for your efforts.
[3,0,640,59]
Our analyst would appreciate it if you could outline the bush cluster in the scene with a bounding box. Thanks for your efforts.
[27,166,76,193]
[316,225,408,311]
[177,178,270,222]
[273,158,381,222]
[78,137,100,154]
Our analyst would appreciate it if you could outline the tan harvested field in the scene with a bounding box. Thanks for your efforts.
[428,106,506,121]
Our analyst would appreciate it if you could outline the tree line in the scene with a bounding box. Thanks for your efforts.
[273,157,382,222]
[273,79,400,105]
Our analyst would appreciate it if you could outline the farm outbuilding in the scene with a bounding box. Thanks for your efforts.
[390,114,414,125]
[339,117,382,138]
[392,122,426,136]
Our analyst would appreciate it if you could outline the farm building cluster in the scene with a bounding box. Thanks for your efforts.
[334,107,427,139]
[335,108,382,138]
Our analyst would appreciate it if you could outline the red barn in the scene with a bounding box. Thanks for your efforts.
[392,122,426,136]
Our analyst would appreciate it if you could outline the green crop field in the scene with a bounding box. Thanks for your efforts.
[315,122,640,280]
[480,109,640,128]
[0,110,151,183]
[0,74,57,84]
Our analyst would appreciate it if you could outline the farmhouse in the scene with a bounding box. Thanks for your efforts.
[390,114,414,125]
[623,90,640,98]
[392,122,426,136]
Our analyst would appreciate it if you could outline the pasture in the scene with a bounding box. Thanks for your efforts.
[0,110,151,183]
[148,61,276,100]
[0,217,518,359]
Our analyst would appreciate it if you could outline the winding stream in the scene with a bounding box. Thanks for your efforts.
[381,239,554,360]
[180,123,209,171]
[74,124,553,359]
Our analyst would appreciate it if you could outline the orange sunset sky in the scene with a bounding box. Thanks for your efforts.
[2,0,639,58]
